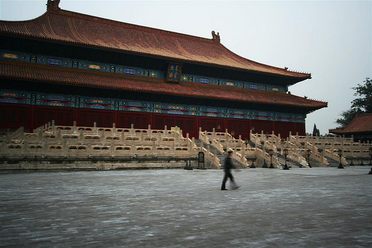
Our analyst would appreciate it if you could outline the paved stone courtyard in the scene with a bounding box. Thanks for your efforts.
[0,167,371,247]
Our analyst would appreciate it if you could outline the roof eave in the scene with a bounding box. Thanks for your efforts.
[0,61,324,111]
[0,30,310,82]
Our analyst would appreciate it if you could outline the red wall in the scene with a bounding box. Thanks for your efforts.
[33,106,75,129]
[0,104,305,139]
[0,104,31,130]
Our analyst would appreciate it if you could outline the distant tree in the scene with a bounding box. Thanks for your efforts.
[336,77,372,127]
[336,108,362,127]
[312,124,320,136]
[351,77,372,112]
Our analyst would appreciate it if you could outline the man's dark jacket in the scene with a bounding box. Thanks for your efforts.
[224,156,234,172]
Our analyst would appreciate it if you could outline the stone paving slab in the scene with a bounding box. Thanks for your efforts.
[0,167,371,247]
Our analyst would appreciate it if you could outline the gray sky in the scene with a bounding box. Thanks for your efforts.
[1,0,371,134]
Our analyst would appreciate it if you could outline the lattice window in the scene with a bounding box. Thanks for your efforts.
[200,78,209,84]
[30,55,37,63]
[124,68,136,75]
[47,58,63,66]
[181,74,193,82]
[72,61,79,68]
[167,64,182,82]
[249,83,257,90]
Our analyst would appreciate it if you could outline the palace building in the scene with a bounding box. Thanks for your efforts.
[329,113,372,142]
[0,0,327,139]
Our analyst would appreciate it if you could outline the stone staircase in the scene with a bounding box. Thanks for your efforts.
[0,121,203,170]
[277,153,302,168]
[3,121,370,170]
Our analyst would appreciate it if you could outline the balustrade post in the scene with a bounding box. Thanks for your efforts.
[37,129,42,140]
[72,121,77,132]
[120,131,124,143]
[112,122,116,135]
[191,137,195,150]
[93,122,97,134]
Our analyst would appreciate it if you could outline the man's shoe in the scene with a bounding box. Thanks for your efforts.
[221,188,227,190]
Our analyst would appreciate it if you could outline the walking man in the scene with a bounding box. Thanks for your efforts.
[221,148,239,190]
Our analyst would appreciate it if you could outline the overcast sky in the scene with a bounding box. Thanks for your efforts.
[1,0,371,134]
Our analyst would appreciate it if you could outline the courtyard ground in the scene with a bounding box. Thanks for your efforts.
[0,166,371,247]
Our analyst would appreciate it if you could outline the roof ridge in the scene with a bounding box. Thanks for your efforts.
[49,8,310,79]
[218,43,311,78]
[54,8,216,45]
[0,5,217,45]
[330,112,372,134]
[0,2,313,80]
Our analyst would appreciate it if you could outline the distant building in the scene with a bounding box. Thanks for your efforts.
[0,0,327,138]
[329,113,372,142]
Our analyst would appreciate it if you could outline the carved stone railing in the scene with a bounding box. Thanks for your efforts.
[282,141,309,167]
[287,149,309,167]
[0,122,200,164]
[289,136,329,166]
[290,133,372,160]
[199,129,228,154]
[200,147,221,169]
[323,149,348,166]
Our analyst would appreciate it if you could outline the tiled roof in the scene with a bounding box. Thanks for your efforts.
[329,113,372,134]
[0,61,327,111]
[0,6,311,80]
